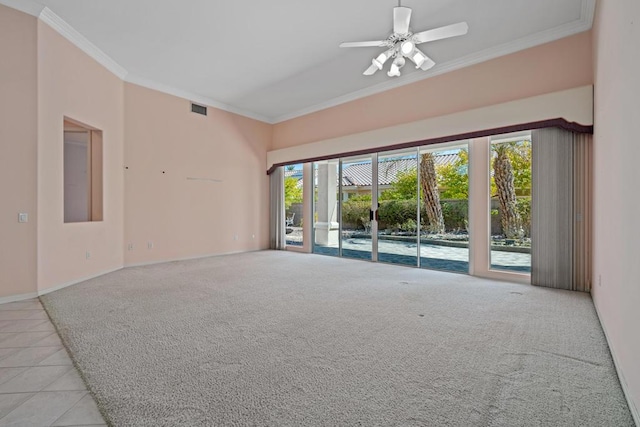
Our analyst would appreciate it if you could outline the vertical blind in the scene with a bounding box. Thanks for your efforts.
[531,128,592,292]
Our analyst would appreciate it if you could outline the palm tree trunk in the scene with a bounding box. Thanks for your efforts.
[493,145,523,239]
[420,153,445,234]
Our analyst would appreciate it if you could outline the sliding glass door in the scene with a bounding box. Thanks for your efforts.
[376,149,419,266]
[312,160,340,257]
[312,144,470,273]
[489,135,532,273]
[307,137,533,281]
[340,155,375,261]
[419,144,469,273]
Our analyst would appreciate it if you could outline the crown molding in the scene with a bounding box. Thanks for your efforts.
[124,74,273,123]
[271,0,596,123]
[38,7,128,80]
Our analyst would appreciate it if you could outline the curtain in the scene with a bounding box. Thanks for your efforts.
[269,166,286,250]
[531,128,592,291]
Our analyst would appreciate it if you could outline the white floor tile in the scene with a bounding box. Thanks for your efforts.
[39,349,73,367]
[0,368,27,387]
[0,391,86,427]
[0,347,62,368]
[0,302,42,312]
[52,394,104,426]
[42,369,86,392]
[0,332,53,348]
[0,366,73,393]
[0,393,35,419]
[0,320,51,333]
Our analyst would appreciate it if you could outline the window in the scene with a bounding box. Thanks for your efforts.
[63,118,103,223]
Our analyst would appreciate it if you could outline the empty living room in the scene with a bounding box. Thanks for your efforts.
[0,0,638,426]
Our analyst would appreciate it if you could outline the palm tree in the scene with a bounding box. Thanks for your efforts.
[420,153,445,234]
[493,144,523,239]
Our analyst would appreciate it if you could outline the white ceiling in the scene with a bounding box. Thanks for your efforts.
[4,0,594,123]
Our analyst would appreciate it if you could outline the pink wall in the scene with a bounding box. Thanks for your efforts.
[592,0,640,420]
[37,22,125,291]
[272,31,593,149]
[123,83,271,265]
[0,5,38,300]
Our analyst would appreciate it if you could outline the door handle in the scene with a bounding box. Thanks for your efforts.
[370,209,374,221]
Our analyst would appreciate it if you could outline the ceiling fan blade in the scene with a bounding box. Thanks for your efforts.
[414,22,469,44]
[340,41,386,48]
[363,63,380,76]
[393,6,412,35]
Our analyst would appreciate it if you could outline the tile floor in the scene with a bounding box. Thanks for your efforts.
[0,298,106,427]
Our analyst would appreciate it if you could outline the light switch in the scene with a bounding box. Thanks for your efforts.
[18,213,28,223]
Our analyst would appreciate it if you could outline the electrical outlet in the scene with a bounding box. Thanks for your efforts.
[147,242,154,249]
[598,275,602,287]
[252,234,255,239]
[234,234,238,241]
[127,243,134,251]
[18,213,28,223]
[86,251,91,260]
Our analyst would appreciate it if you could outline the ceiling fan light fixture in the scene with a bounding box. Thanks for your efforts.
[387,63,401,77]
[401,40,414,55]
[388,56,405,77]
[412,50,426,68]
[393,56,406,68]
[372,52,389,70]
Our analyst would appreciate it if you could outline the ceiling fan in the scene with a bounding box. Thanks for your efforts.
[340,1,469,77]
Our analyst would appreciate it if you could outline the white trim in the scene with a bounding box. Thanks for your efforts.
[273,0,595,123]
[124,249,264,268]
[0,292,39,305]
[592,299,640,426]
[37,266,124,296]
[124,74,272,123]
[38,7,128,80]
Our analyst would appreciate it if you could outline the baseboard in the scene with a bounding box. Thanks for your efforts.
[37,266,124,297]
[592,298,640,426]
[0,292,39,305]
[124,249,265,268]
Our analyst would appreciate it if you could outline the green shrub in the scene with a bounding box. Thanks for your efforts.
[379,199,418,229]
[441,200,468,231]
[341,200,370,229]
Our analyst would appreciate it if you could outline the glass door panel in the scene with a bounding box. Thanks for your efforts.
[312,160,340,257]
[489,136,532,273]
[419,144,470,273]
[340,155,374,261]
[377,149,419,266]
[284,163,304,247]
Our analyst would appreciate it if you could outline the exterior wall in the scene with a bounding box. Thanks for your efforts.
[592,0,640,421]
[0,5,38,300]
[272,31,593,150]
[37,22,125,292]
[123,83,271,266]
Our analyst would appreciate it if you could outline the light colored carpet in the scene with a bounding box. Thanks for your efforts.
[41,251,633,426]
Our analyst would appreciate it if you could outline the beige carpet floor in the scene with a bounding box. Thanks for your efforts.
[41,250,634,426]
